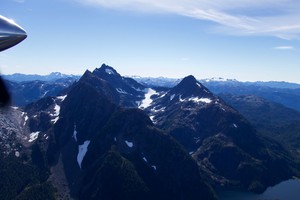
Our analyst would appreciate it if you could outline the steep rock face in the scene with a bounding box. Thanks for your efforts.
[0,106,57,200]
[147,75,251,150]
[51,71,118,194]
[48,70,216,199]
[145,75,295,192]
[92,64,146,107]
[56,70,118,145]
[80,109,216,200]
[0,107,29,156]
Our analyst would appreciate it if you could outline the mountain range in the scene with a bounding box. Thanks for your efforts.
[133,76,300,89]
[1,64,300,199]
[3,77,77,107]
[22,66,217,199]
[3,72,80,83]
[4,71,300,112]
[134,77,300,112]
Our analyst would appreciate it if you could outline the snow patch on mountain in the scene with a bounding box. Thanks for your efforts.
[51,104,61,124]
[23,115,28,126]
[170,94,175,101]
[43,134,49,140]
[175,96,213,104]
[125,140,134,148]
[149,116,155,120]
[29,131,40,142]
[151,106,166,113]
[142,157,148,163]
[41,91,49,98]
[179,95,185,102]
[57,95,67,102]
[53,104,60,116]
[188,97,212,104]
[139,88,158,109]
[160,93,167,98]
[77,140,90,169]
[116,88,128,94]
[73,124,78,142]
[15,151,20,157]
[105,68,115,75]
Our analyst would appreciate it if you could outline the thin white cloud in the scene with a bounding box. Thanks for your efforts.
[273,46,294,50]
[76,0,300,40]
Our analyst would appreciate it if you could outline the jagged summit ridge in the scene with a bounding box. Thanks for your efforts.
[93,63,121,77]
[89,64,147,107]
[174,75,200,91]
[170,75,213,99]
[178,75,198,86]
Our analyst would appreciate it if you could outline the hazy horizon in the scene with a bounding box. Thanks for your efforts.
[3,67,300,84]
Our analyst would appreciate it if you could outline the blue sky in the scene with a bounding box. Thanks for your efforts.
[0,0,300,83]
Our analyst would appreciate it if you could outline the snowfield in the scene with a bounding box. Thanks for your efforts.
[139,88,158,109]
[77,140,90,168]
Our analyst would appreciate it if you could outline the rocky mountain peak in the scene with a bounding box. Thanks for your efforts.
[91,64,127,90]
[180,75,198,84]
[80,70,92,79]
[170,75,212,99]
[87,64,146,107]
[93,64,121,78]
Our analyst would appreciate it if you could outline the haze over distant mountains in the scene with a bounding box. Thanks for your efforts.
[2,72,80,82]
[3,72,80,82]
[3,72,300,111]
[133,76,300,89]
[4,72,300,89]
